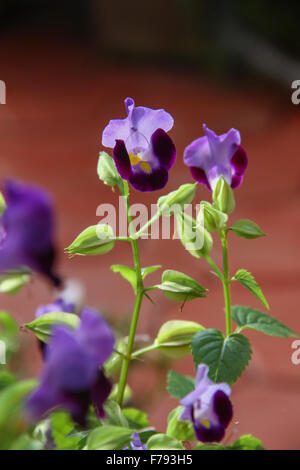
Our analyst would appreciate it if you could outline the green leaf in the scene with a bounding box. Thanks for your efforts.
[167,406,196,441]
[65,224,115,256]
[141,265,162,280]
[229,434,264,450]
[87,425,132,450]
[0,371,17,391]
[155,270,207,302]
[0,274,30,295]
[147,433,185,450]
[110,265,137,293]
[122,408,149,429]
[51,411,82,450]
[103,400,129,428]
[156,320,205,359]
[233,269,269,309]
[231,219,266,239]
[167,370,195,399]
[0,311,19,357]
[192,329,252,385]
[232,305,298,337]
[24,312,79,343]
[194,442,226,450]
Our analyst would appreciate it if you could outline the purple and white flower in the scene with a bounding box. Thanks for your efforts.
[102,97,176,192]
[184,124,248,191]
[124,433,147,450]
[0,180,60,286]
[179,364,233,443]
[27,309,114,426]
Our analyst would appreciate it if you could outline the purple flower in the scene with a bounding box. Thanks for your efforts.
[35,298,75,318]
[35,280,84,318]
[27,308,114,426]
[184,124,248,191]
[179,364,233,443]
[102,97,176,192]
[0,180,60,286]
[124,433,147,450]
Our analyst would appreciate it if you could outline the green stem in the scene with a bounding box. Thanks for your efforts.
[132,210,161,239]
[220,230,232,336]
[116,183,144,406]
[205,255,223,280]
[132,343,159,358]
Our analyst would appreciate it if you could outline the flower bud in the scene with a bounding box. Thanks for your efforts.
[212,176,235,214]
[156,320,204,358]
[65,224,115,256]
[198,201,228,232]
[175,211,212,258]
[157,183,197,216]
[0,192,6,217]
[97,151,124,191]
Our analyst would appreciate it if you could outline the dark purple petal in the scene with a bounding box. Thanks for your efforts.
[230,145,248,177]
[91,369,112,419]
[151,128,176,170]
[190,167,212,191]
[231,174,243,189]
[113,140,132,180]
[130,166,168,192]
[213,390,233,427]
[193,419,225,443]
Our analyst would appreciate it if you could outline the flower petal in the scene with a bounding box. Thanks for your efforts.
[213,390,233,427]
[130,165,168,192]
[131,107,174,141]
[91,369,112,419]
[189,167,211,190]
[230,145,248,177]
[151,128,176,170]
[193,419,225,443]
[113,140,132,180]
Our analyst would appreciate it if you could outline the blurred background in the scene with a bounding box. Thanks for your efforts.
[0,0,299,449]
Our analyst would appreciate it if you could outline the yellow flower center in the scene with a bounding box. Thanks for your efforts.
[129,153,151,174]
[200,419,211,429]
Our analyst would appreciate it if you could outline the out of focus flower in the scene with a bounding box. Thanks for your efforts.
[179,364,233,443]
[0,180,60,286]
[184,125,248,191]
[27,309,114,426]
[102,97,176,192]
[124,433,147,450]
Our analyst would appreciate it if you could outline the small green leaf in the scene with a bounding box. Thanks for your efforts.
[231,219,266,239]
[51,411,82,450]
[65,224,115,256]
[110,264,137,292]
[141,265,162,280]
[147,433,185,450]
[229,434,264,450]
[194,442,226,450]
[155,270,207,302]
[122,408,149,429]
[233,269,269,309]
[24,312,79,343]
[167,370,195,399]
[87,425,132,450]
[192,329,252,385]
[0,274,30,295]
[167,406,196,441]
[103,400,129,428]
[232,305,298,337]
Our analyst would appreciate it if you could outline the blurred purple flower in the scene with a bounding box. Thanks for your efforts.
[102,97,176,191]
[179,364,233,443]
[27,308,114,426]
[124,433,147,450]
[0,180,60,286]
[35,298,75,318]
[184,124,248,191]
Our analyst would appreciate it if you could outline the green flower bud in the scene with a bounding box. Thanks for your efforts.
[212,176,235,214]
[65,224,115,256]
[198,201,228,232]
[175,211,213,258]
[97,151,124,191]
[156,320,204,358]
[157,183,197,216]
[104,339,126,376]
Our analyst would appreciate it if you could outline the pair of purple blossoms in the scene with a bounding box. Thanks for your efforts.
[102,97,248,192]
